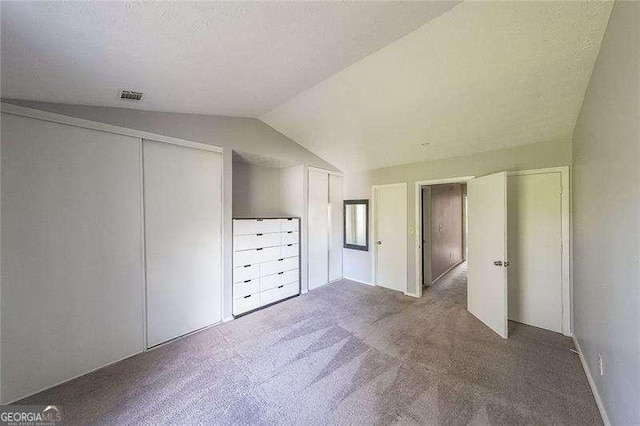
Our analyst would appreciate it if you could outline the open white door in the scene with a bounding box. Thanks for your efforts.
[467,172,508,338]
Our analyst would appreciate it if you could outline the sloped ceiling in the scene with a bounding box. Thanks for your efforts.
[261,1,614,171]
[1,1,458,117]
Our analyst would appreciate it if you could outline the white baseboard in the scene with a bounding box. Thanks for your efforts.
[431,259,465,285]
[573,336,610,426]
[223,316,234,323]
[404,291,420,298]
[343,276,374,286]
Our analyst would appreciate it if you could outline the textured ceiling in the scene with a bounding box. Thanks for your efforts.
[262,1,614,171]
[0,1,458,117]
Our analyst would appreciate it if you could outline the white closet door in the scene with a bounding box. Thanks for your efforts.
[329,174,343,282]
[308,169,329,290]
[144,140,223,347]
[1,114,144,403]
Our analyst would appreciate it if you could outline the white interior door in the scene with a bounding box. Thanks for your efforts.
[144,140,223,347]
[329,174,343,282]
[467,172,508,338]
[374,184,407,292]
[508,172,562,333]
[308,169,329,290]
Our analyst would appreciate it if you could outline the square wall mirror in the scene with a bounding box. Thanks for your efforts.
[344,199,369,251]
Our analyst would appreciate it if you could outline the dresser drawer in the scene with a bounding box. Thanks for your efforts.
[233,293,259,315]
[259,282,299,307]
[280,218,299,232]
[234,233,281,251]
[282,269,299,285]
[234,264,260,283]
[233,279,260,299]
[281,243,298,258]
[233,219,281,236]
[234,246,281,267]
[260,256,298,277]
[281,231,298,245]
[259,273,285,291]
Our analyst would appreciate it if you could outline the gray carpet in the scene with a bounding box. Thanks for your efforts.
[18,262,602,425]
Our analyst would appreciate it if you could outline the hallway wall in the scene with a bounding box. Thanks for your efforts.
[430,183,464,281]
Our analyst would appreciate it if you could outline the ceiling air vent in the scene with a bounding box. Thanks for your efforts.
[118,90,144,101]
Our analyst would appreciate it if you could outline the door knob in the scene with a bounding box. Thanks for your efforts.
[493,260,503,266]
[376,240,382,245]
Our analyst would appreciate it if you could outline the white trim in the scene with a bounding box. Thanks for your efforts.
[371,183,408,292]
[343,276,374,286]
[1,102,223,153]
[573,336,610,426]
[508,166,572,336]
[414,176,474,298]
[223,316,234,323]
[308,165,343,177]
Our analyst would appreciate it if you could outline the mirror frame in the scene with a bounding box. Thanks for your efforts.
[343,199,369,251]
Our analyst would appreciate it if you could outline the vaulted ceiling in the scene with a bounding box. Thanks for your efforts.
[1,1,458,117]
[2,1,613,172]
[262,1,614,171]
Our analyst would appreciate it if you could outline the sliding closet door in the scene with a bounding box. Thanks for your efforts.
[1,114,144,403]
[308,169,329,290]
[329,174,343,281]
[143,140,223,347]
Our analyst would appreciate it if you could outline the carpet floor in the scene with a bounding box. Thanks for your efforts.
[18,262,602,425]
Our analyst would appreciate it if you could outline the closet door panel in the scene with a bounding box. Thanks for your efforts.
[144,140,222,348]
[1,114,144,403]
[329,174,344,282]
[308,169,329,290]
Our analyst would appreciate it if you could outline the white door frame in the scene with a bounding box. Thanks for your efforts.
[507,166,571,336]
[414,176,475,298]
[372,183,408,292]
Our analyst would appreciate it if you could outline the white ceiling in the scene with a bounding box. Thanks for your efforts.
[1,1,458,117]
[262,1,614,171]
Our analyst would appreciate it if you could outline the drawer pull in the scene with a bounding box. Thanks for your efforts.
[277,285,284,289]
[287,244,293,247]
[278,272,284,275]
[257,233,263,236]
[287,218,293,221]
[244,279,251,283]
[287,231,293,234]
[244,295,252,299]
[278,258,284,261]
[256,248,263,251]
[243,264,251,268]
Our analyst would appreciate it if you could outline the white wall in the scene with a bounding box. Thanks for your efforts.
[233,162,283,217]
[343,137,572,293]
[572,2,639,424]
[280,165,308,292]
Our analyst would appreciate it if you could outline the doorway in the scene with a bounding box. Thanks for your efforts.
[414,168,571,337]
[421,182,467,288]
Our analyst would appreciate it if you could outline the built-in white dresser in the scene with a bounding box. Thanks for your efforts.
[232,217,300,316]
